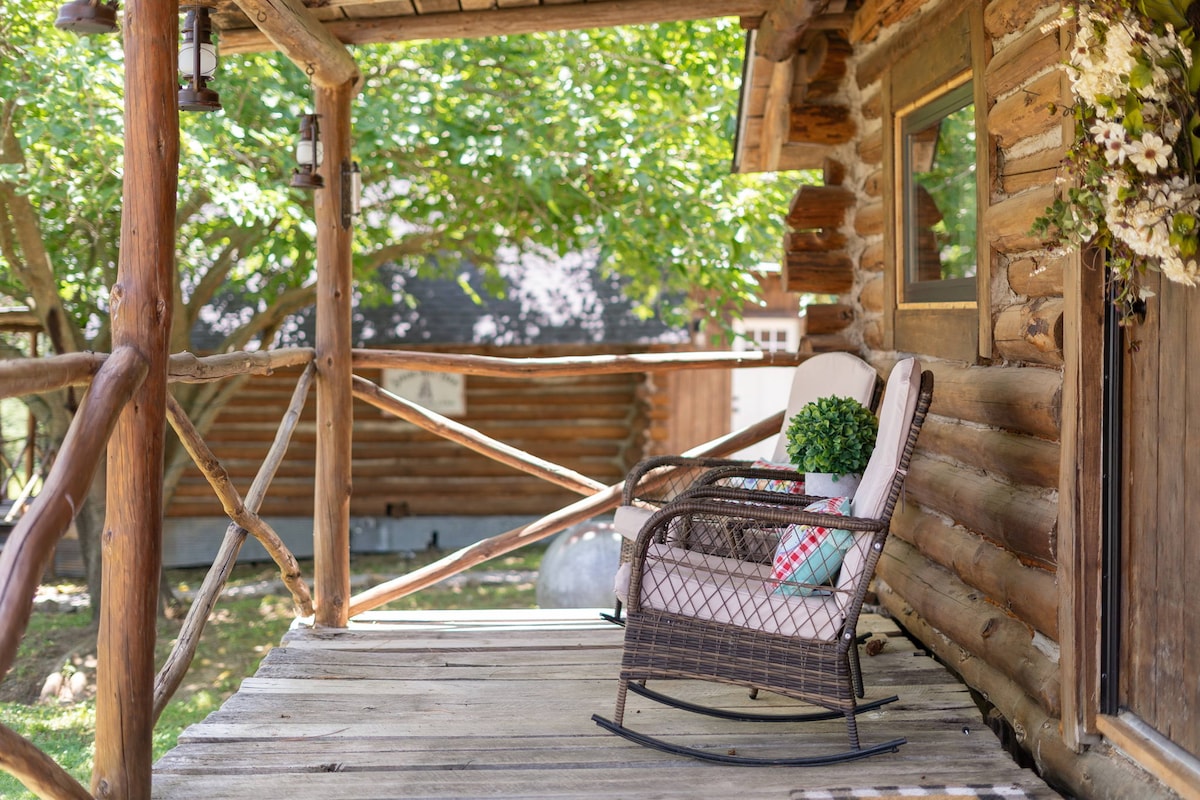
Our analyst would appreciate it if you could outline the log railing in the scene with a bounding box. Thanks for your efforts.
[0,346,148,800]
[0,344,802,798]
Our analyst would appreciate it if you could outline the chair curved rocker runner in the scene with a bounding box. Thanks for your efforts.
[601,352,880,625]
[593,359,933,766]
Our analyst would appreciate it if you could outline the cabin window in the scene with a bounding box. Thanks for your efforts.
[898,79,977,304]
[881,5,989,362]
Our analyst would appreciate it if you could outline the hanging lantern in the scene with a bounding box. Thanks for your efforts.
[178,6,220,113]
[291,114,324,190]
[55,0,119,35]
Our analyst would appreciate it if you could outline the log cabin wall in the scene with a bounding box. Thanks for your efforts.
[169,343,724,521]
[774,1,1177,795]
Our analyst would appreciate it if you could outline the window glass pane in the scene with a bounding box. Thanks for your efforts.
[901,81,976,302]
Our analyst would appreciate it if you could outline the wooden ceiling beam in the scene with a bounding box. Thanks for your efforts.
[755,0,832,61]
[230,0,360,87]
[221,0,772,54]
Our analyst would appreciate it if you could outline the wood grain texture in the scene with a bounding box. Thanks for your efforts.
[312,81,356,628]
[878,538,1061,716]
[221,0,773,53]
[151,609,1063,799]
[93,2,179,795]
[890,502,1058,639]
[904,452,1058,567]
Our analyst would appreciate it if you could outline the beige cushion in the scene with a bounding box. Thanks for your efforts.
[616,542,844,641]
[835,358,921,602]
[771,352,879,463]
[614,505,653,542]
[851,357,920,521]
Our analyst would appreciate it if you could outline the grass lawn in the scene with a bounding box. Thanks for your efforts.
[0,545,545,799]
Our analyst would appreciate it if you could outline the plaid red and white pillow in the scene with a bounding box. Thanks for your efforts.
[771,495,853,597]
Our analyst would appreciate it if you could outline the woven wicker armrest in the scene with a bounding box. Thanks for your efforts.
[621,454,753,506]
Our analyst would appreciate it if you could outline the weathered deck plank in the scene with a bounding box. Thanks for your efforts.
[153,610,1061,799]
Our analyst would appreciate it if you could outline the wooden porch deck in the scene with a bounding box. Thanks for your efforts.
[152,609,1062,799]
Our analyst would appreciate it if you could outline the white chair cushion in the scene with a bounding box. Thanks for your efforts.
[771,352,879,463]
[615,542,844,642]
[835,358,921,600]
[614,505,653,541]
[851,358,920,521]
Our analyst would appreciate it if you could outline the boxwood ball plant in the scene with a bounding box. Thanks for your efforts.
[785,396,879,478]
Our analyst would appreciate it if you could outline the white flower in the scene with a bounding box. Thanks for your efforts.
[1103,135,1130,165]
[1090,120,1126,145]
[1128,134,1172,174]
[1160,255,1200,286]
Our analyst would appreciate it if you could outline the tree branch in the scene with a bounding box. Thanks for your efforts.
[218,283,317,353]
[184,222,281,337]
[0,128,84,356]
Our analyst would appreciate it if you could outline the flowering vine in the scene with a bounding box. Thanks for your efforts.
[1035,0,1200,321]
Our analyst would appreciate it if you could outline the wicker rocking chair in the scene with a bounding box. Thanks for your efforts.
[593,359,933,766]
[600,351,880,625]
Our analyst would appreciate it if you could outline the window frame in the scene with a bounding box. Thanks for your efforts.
[898,77,978,305]
[880,5,991,363]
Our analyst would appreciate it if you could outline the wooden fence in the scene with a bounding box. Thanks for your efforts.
[0,345,801,798]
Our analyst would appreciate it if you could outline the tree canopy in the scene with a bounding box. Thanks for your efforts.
[0,2,800,608]
[2,3,795,354]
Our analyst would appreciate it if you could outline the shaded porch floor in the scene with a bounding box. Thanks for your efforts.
[153,609,1062,799]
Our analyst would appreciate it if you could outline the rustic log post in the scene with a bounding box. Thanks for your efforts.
[93,0,178,795]
[312,79,357,628]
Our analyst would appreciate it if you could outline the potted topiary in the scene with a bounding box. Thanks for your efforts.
[784,395,878,497]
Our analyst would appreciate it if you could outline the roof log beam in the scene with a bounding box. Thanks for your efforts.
[221,0,773,54]
[229,0,360,87]
[755,0,836,61]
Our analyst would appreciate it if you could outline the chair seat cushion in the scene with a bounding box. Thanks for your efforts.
[618,542,844,641]
[770,495,853,597]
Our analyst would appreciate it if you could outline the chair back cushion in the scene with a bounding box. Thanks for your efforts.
[850,358,921,520]
[835,358,922,606]
[770,352,879,463]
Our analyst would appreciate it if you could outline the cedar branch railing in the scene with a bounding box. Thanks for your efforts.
[0,344,803,798]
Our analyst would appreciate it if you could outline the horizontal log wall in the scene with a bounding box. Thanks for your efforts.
[170,344,722,519]
[840,0,1072,764]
